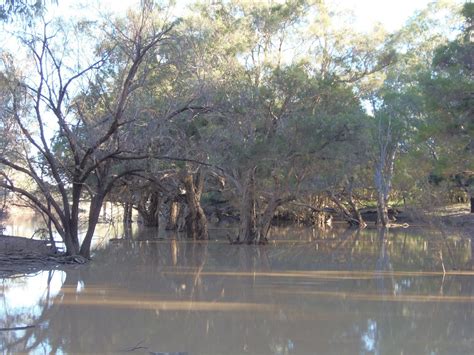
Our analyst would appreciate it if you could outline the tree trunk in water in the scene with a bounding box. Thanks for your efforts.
[79,194,105,258]
[257,196,280,244]
[63,209,80,256]
[183,173,208,240]
[470,196,474,213]
[238,170,257,243]
[377,193,389,227]
[178,205,187,232]
[137,191,161,227]
[44,200,57,251]
[123,202,132,226]
[123,202,133,239]
[166,200,181,230]
[329,193,365,227]
[64,231,80,256]
[375,164,391,227]
[347,177,366,228]
[374,122,397,227]
[314,212,328,229]
[351,206,367,228]
[344,196,366,227]
[330,195,354,224]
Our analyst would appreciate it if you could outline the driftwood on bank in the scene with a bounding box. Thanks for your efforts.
[0,235,87,277]
[0,252,88,278]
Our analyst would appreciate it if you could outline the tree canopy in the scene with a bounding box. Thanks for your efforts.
[0,0,471,256]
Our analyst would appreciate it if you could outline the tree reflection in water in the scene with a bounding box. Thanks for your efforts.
[0,227,473,354]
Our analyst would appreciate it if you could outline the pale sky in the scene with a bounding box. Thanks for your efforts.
[50,0,458,33]
[340,0,435,31]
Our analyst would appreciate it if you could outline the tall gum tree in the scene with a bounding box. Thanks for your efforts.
[420,3,473,212]
[363,0,463,225]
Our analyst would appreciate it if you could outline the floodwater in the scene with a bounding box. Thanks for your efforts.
[1,223,473,354]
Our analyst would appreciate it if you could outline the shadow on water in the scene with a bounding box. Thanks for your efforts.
[1,226,473,354]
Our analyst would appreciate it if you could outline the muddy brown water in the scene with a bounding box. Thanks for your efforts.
[1,223,473,354]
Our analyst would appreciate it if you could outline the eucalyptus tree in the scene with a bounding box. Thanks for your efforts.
[0,0,55,22]
[183,0,387,241]
[363,0,463,225]
[184,0,310,243]
[0,53,19,215]
[419,2,474,212]
[298,1,397,227]
[0,54,18,160]
[0,4,179,257]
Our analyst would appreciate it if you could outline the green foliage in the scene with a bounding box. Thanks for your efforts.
[0,0,46,22]
[418,2,473,177]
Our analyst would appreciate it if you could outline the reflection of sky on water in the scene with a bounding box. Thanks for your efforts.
[1,271,64,320]
[361,319,378,354]
[76,280,85,293]
[1,271,65,354]
[2,206,140,251]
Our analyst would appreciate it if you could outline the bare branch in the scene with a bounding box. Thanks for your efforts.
[0,179,65,237]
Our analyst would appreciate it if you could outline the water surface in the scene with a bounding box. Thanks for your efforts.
[1,226,473,354]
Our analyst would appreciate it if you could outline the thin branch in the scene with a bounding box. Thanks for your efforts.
[0,181,65,237]
[0,325,36,332]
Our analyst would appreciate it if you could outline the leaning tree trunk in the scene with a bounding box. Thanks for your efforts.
[79,193,105,258]
[329,194,357,225]
[347,177,367,228]
[183,172,208,240]
[257,193,295,243]
[257,196,281,244]
[347,197,366,228]
[238,170,257,243]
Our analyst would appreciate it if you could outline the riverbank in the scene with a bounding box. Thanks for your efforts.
[0,236,87,278]
[417,203,474,239]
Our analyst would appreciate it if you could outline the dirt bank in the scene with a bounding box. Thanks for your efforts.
[417,204,474,239]
[0,235,87,278]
